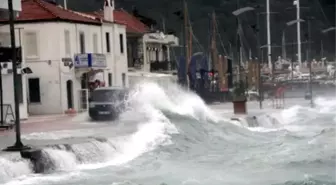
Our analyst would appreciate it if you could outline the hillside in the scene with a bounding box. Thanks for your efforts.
[57,0,335,60]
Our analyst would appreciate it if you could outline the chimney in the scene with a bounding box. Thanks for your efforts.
[104,0,114,22]
[63,0,67,9]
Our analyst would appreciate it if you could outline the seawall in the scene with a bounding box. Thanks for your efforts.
[1,136,115,174]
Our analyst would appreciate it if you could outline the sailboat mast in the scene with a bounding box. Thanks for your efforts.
[183,0,189,87]
[189,26,192,63]
[211,11,218,70]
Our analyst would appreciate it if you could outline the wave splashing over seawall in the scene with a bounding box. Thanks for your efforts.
[1,81,335,185]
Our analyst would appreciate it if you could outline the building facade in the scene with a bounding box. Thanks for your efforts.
[0,0,27,121]
[0,0,128,115]
[110,9,179,86]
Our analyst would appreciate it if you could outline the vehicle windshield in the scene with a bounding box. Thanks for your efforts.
[90,89,128,102]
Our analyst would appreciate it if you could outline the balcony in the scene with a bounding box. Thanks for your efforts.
[150,60,176,72]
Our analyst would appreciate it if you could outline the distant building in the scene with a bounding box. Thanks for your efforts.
[0,0,128,115]
[92,9,179,86]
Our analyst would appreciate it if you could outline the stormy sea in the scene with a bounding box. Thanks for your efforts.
[0,82,335,185]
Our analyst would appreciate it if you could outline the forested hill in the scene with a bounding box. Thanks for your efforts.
[57,0,335,60]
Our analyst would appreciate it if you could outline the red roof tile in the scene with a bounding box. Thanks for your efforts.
[0,0,101,24]
[113,9,149,33]
[91,9,149,34]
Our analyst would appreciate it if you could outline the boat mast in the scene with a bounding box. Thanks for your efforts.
[189,24,192,64]
[212,11,226,91]
[211,11,218,71]
[183,0,190,87]
[266,0,272,72]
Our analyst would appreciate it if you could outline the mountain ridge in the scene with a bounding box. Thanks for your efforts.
[57,0,335,60]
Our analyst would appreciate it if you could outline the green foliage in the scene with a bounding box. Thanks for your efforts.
[232,80,246,98]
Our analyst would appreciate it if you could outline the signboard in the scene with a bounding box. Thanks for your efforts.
[91,53,106,67]
[74,54,88,67]
[0,47,22,63]
[74,53,107,68]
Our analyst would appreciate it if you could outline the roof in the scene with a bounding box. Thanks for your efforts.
[0,0,101,25]
[91,9,149,34]
[114,9,149,33]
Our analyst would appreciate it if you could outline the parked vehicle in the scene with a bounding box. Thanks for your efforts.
[88,87,129,121]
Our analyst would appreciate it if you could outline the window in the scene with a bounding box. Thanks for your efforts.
[28,78,41,103]
[155,49,159,61]
[0,32,10,46]
[93,33,98,53]
[122,73,126,87]
[108,73,112,86]
[105,32,110,53]
[64,30,71,56]
[79,32,85,54]
[17,74,23,103]
[119,34,124,54]
[24,31,38,58]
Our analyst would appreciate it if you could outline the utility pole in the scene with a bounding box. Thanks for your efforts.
[266,0,272,72]
[4,0,28,151]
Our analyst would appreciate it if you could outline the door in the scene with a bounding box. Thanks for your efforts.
[66,80,74,109]
[122,73,126,87]
[78,89,89,112]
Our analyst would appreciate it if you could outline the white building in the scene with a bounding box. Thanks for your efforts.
[128,32,180,86]
[0,0,127,116]
[0,0,27,121]
[93,9,180,87]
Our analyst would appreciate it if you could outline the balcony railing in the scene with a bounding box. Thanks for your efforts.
[150,60,176,72]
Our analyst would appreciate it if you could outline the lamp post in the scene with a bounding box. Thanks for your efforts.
[3,0,29,151]
[232,7,254,83]
[232,6,264,109]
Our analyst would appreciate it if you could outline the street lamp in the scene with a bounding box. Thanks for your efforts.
[321,26,336,61]
[232,7,255,83]
[232,6,264,109]
[3,0,30,151]
[321,27,336,34]
[232,7,255,16]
